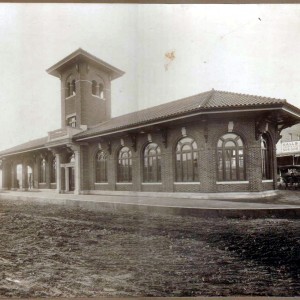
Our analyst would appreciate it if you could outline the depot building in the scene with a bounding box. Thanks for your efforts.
[1,49,300,195]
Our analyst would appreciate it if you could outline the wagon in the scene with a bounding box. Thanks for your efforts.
[278,165,300,189]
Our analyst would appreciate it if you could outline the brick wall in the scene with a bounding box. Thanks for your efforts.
[80,115,276,193]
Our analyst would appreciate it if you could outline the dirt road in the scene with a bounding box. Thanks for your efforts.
[0,198,299,297]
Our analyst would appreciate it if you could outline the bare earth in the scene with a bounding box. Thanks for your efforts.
[0,198,299,298]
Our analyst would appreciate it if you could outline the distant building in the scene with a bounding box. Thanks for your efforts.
[277,123,300,166]
[0,49,300,194]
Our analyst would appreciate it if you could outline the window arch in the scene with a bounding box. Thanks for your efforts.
[71,80,76,95]
[39,158,46,183]
[217,133,245,181]
[261,134,272,180]
[51,157,56,183]
[65,77,76,98]
[175,137,198,182]
[92,80,97,95]
[66,82,71,97]
[91,80,105,98]
[99,83,104,99]
[117,147,132,182]
[95,150,108,183]
[143,143,161,182]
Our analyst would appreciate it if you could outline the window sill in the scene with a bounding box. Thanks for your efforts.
[92,94,105,100]
[216,181,249,184]
[95,182,109,185]
[174,182,200,184]
[116,182,133,185]
[142,182,162,185]
[65,94,76,100]
[262,179,273,183]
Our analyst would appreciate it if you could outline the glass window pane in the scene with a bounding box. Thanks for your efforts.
[225,141,235,147]
[175,137,198,182]
[143,143,161,182]
[218,133,245,181]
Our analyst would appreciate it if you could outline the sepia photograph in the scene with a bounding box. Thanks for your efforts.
[0,3,299,298]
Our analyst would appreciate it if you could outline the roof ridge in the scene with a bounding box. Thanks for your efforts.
[214,89,286,102]
[199,89,215,108]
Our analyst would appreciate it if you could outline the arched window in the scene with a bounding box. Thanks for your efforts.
[143,143,161,182]
[91,80,104,98]
[117,147,132,182]
[92,80,97,95]
[261,134,272,180]
[95,150,108,182]
[217,133,245,181]
[67,116,76,128]
[66,79,76,98]
[175,137,198,182]
[51,157,56,183]
[71,79,76,95]
[39,158,46,183]
[99,83,104,99]
[66,82,71,97]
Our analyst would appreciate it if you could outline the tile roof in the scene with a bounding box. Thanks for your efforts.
[74,89,294,140]
[0,136,48,156]
[47,48,125,80]
[1,89,299,156]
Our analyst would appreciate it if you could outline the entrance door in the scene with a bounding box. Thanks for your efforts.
[69,167,75,191]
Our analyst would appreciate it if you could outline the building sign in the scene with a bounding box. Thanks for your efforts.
[282,141,300,153]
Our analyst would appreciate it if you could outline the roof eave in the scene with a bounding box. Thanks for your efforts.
[75,104,290,142]
[46,48,125,80]
[0,145,47,158]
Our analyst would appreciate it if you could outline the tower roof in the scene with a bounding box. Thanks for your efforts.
[46,48,125,80]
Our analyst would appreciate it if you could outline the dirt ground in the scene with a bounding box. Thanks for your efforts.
[0,198,299,298]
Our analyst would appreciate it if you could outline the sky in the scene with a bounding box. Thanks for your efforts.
[0,4,300,151]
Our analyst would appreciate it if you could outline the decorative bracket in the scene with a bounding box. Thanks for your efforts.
[203,120,208,143]
[107,140,112,155]
[129,133,137,152]
[161,128,168,148]
[255,118,269,140]
[107,141,112,155]
[66,143,80,152]
[40,152,48,160]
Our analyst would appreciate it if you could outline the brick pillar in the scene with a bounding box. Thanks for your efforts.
[107,156,116,190]
[132,150,141,191]
[11,162,17,190]
[65,166,70,192]
[66,143,81,195]
[248,144,263,192]
[80,145,90,193]
[55,153,62,193]
[199,145,216,192]
[46,157,51,189]
[162,148,173,192]
[74,149,81,195]
[21,162,27,190]
[1,161,9,190]
[33,158,39,189]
